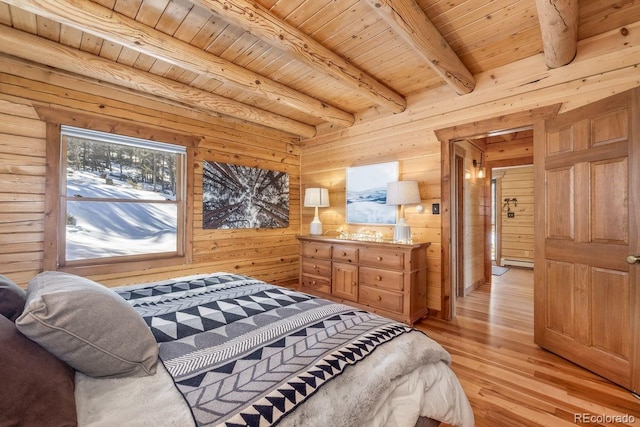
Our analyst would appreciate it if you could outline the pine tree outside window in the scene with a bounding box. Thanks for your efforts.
[59,126,186,266]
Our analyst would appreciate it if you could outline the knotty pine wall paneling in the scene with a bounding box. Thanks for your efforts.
[456,140,487,295]
[301,22,640,315]
[0,96,46,286]
[0,55,301,288]
[300,130,443,312]
[499,165,534,265]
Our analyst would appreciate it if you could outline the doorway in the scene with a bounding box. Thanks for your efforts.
[435,105,560,320]
[491,178,497,263]
[454,151,465,301]
[446,128,536,317]
[450,139,487,299]
[492,164,534,270]
[437,90,640,393]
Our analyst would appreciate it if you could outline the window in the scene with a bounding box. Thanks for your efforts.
[59,126,186,266]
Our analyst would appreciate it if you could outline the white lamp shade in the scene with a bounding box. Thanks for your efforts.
[304,187,330,207]
[386,181,420,205]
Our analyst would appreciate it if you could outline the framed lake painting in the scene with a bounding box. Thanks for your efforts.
[346,161,398,224]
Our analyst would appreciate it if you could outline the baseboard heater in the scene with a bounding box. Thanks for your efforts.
[500,258,534,269]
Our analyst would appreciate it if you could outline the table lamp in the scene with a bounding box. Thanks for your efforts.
[386,181,420,243]
[304,187,330,235]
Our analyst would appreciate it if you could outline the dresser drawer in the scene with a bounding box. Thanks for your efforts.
[332,244,359,263]
[301,241,332,259]
[359,267,404,291]
[301,274,331,295]
[359,286,403,314]
[359,249,405,269]
[301,258,331,277]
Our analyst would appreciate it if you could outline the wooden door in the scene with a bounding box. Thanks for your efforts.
[332,262,358,302]
[534,88,640,393]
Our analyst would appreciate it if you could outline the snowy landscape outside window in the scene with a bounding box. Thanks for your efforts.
[61,126,186,264]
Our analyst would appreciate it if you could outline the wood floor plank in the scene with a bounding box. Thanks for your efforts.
[415,267,640,427]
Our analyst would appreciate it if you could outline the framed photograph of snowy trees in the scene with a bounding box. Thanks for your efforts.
[202,161,289,229]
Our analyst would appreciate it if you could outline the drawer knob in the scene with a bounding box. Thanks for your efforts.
[313,264,318,269]
[377,295,382,301]
[311,280,316,285]
[342,251,347,256]
[376,256,382,261]
[376,275,382,281]
[314,248,318,253]
[351,281,356,286]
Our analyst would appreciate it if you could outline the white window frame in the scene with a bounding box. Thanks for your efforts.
[58,126,187,267]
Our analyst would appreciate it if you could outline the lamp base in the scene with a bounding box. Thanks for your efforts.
[309,218,323,235]
[393,219,411,243]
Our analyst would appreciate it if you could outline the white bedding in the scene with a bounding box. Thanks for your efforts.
[75,273,473,426]
[76,332,474,427]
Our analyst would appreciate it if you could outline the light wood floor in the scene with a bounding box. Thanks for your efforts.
[415,267,640,427]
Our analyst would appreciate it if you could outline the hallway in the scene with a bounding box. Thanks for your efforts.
[416,268,640,426]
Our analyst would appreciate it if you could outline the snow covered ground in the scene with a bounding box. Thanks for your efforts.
[65,169,177,261]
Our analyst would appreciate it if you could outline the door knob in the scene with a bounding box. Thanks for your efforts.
[626,255,640,264]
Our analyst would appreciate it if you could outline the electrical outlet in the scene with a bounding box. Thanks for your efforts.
[432,203,440,215]
[507,212,515,218]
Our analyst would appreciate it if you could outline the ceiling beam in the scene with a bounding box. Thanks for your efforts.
[0,25,316,137]
[2,0,355,128]
[535,0,578,68]
[189,0,406,114]
[366,0,475,95]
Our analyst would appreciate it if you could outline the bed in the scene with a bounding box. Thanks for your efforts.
[2,271,474,427]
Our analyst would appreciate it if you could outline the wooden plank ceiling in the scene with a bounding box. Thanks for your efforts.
[0,0,639,138]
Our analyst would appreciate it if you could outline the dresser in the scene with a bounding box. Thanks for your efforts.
[297,235,430,325]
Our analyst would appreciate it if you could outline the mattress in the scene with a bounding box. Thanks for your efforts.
[74,273,474,427]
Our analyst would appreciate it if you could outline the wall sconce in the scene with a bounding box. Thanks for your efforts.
[304,187,330,235]
[473,155,485,179]
[386,181,421,243]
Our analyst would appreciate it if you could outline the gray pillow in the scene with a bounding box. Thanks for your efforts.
[0,274,27,322]
[16,271,158,378]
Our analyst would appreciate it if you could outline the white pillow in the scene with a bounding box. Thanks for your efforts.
[16,271,158,378]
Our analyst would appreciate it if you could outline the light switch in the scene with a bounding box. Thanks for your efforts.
[432,203,440,215]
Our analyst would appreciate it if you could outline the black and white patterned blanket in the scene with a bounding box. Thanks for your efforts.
[116,273,413,427]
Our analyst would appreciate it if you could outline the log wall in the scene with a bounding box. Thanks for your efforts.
[0,55,301,288]
[300,131,443,311]
[499,166,535,265]
[300,22,640,314]
[1,19,639,317]
[457,141,487,295]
